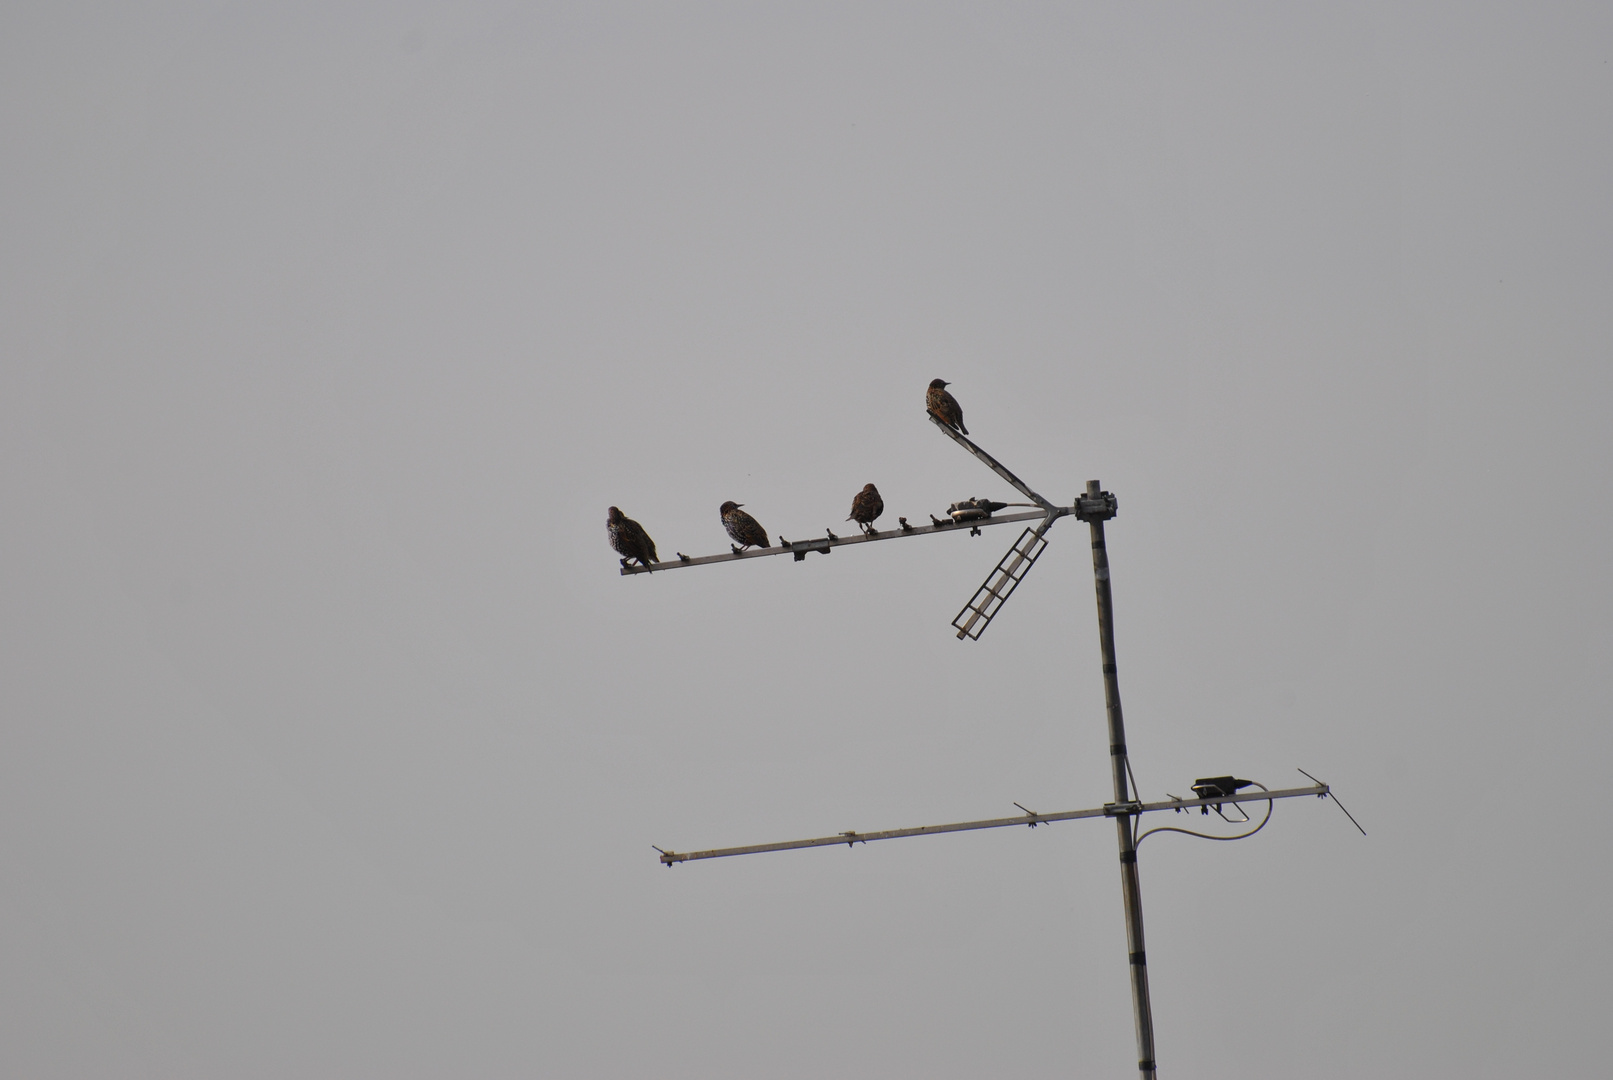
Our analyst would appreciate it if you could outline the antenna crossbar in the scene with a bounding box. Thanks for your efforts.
[620,508,1067,575]
[655,783,1327,865]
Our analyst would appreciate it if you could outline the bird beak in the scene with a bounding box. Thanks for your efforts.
[736,503,744,508]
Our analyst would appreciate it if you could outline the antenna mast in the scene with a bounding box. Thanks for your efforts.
[1077,478,1156,1077]
[627,409,1359,1078]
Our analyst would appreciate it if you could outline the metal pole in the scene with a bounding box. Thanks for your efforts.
[1079,479,1156,1079]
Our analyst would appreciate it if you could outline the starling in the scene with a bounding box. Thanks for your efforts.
[926,378,968,435]
[719,501,770,550]
[607,506,659,569]
[846,483,884,535]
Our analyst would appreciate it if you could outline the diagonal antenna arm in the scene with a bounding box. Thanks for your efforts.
[928,415,1057,511]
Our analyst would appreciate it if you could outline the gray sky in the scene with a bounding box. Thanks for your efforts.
[4,3,1611,1077]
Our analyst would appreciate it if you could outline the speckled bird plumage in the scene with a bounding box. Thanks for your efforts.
[719,501,770,550]
[926,379,968,435]
[846,483,884,534]
[606,506,658,568]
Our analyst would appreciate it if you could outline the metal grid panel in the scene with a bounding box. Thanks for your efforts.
[952,526,1049,640]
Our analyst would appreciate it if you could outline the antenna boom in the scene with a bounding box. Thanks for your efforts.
[655,784,1327,865]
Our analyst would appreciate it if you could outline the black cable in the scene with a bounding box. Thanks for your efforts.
[1134,781,1273,847]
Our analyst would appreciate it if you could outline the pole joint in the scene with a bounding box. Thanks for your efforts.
[1074,486,1118,523]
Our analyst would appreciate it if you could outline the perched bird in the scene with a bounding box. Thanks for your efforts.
[720,501,770,550]
[607,506,658,569]
[926,379,968,435]
[846,483,884,535]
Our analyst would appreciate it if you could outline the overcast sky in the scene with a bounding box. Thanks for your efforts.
[4,3,1611,1077]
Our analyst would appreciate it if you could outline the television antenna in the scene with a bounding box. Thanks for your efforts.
[624,411,1363,1078]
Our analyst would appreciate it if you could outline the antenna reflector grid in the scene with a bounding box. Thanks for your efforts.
[952,526,1049,640]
